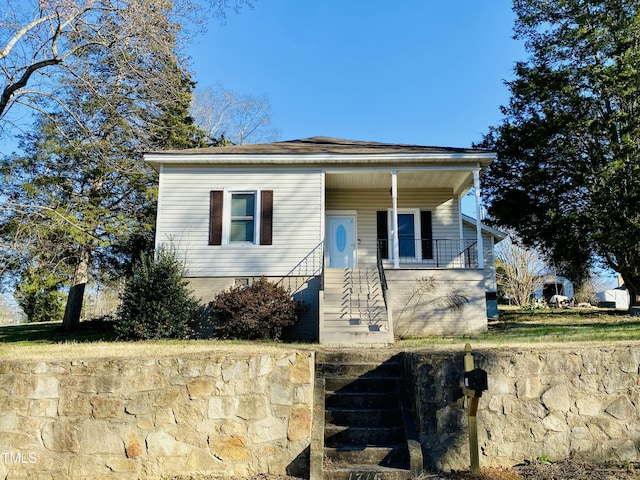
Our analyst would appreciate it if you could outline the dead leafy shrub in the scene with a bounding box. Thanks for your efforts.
[209,278,305,340]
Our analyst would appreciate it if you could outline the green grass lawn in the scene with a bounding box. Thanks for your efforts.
[397,306,640,348]
[0,318,118,344]
[0,307,638,355]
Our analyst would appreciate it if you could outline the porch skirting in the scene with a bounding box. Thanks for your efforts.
[385,269,487,337]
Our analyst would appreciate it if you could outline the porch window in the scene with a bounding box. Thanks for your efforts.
[376,210,433,260]
[398,213,416,257]
[209,190,273,245]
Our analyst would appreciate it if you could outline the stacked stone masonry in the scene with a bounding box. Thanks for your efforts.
[404,344,640,471]
[0,344,639,478]
[0,352,313,479]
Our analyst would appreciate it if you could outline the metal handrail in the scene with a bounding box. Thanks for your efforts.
[276,241,325,293]
[376,241,389,307]
[377,238,479,268]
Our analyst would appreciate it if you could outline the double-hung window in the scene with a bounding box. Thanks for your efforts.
[230,192,256,243]
[209,189,273,246]
[376,209,433,260]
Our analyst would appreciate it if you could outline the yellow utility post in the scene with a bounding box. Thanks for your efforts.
[463,343,487,475]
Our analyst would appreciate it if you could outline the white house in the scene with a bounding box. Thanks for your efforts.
[145,136,499,344]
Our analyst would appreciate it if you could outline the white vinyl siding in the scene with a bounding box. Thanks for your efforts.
[156,167,323,277]
[325,188,459,265]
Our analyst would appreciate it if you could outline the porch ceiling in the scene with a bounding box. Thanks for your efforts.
[325,169,474,194]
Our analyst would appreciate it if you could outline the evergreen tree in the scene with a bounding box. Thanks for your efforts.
[480,0,640,304]
[1,0,208,329]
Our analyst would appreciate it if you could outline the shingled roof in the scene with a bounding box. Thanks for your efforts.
[149,136,486,155]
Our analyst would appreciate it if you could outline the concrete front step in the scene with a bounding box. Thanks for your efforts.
[323,310,387,318]
[324,444,409,468]
[324,284,382,291]
[323,295,385,302]
[321,329,390,337]
[312,353,423,480]
[324,305,387,320]
[316,351,403,364]
[320,331,394,345]
[325,391,398,409]
[323,464,413,480]
[325,425,405,446]
[325,376,399,392]
[317,360,402,377]
[321,319,388,329]
[325,408,401,427]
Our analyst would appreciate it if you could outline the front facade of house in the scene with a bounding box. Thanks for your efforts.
[145,137,498,344]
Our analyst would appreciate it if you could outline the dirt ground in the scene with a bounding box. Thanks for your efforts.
[430,459,640,479]
[171,459,640,480]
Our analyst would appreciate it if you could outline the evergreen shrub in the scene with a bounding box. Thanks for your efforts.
[210,277,304,340]
[115,248,202,340]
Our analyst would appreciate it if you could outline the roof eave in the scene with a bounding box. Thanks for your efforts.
[462,213,507,241]
[144,152,496,171]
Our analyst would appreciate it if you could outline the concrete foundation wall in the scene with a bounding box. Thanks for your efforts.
[387,269,487,337]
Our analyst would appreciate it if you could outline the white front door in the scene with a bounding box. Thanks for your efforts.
[327,215,356,268]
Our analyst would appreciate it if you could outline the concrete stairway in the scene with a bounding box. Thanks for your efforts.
[311,351,423,480]
[320,267,393,345]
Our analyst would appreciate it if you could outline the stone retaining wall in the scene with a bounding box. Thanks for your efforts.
[1,344,638,479]
[405,344,640,471]
[0,351,313,479]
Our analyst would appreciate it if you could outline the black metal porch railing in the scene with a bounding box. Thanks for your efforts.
[377,238,478,268]
[375,241,388,307]
[276,241,324,294]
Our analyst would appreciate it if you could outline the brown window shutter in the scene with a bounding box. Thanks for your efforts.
[260,190,273,245]
[209,190,223,245]
[420,210,433,259]
[376,211,388,259]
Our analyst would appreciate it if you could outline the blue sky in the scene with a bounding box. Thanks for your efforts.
[189,6,619,288]
[190,0,526,148]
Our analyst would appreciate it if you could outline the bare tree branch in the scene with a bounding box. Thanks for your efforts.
[191,84,279,145]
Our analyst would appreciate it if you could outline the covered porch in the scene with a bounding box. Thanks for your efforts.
[323,165,487,271]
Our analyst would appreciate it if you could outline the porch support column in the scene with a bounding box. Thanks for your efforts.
[473,168,484,269]
[391,170,400,268]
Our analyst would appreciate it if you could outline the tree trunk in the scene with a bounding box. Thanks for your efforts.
[619,271,639,310]
[626,282,639,309]
[62,248,90,331]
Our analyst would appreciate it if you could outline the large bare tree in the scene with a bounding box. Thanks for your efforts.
[0,0,253,134]
[191,84,278,145]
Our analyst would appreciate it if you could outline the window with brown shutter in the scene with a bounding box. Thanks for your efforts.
[209,189,273,246]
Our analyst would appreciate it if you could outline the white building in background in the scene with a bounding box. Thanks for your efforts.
[533,274,574,302]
